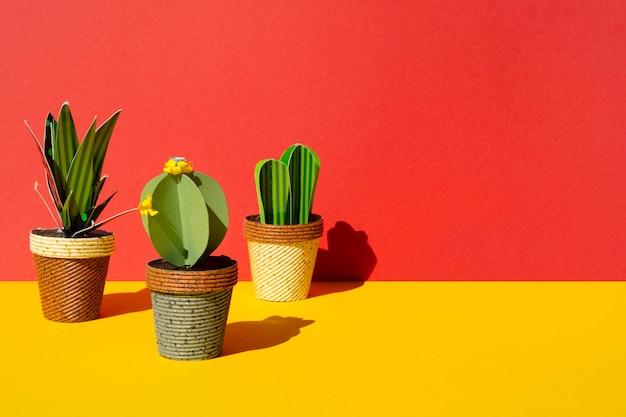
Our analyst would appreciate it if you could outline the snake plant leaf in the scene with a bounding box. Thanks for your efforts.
[255,158,290,225]
[26,115,62,210]
[280,144,320,224]
[92,176,107,208]
[45,114,66,208]
[60,191,79,235]
[82,191,118,230]
[44,113,54,167]
[92,110,121,184]
[55,102,78,182]
[188,172,228,257]
[149,174,209,267]
[66,118,98,215]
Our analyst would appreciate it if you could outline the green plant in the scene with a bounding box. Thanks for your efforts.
[255,144,320,225]
[139,158,229,268]
[25,102,132,237]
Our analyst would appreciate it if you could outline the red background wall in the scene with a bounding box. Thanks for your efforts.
[3,1,625,281]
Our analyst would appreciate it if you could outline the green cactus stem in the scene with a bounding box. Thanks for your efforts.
[255,144,320,225]
[140,160,228,268]
[255,159,290,225]
[281,144,320,225]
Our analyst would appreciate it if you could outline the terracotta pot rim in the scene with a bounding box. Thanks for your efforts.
[146,256,238,294]
[243,214,323,243]
[244,213,322,225]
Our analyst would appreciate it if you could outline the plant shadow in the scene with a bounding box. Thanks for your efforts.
[308,281,365,298]
[221,316,314,356]
[99,287,152,318]
[310,221,377,297]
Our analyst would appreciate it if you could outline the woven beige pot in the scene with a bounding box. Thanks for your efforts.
[146,256,238,361]
[244,214,323,302]
[30,228,115,323]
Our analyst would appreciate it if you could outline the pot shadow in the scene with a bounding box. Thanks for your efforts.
[310,221,377,297]
[221,316,314,356]
[99,288,152,318]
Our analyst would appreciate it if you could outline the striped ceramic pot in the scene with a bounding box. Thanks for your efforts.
[29,228,115,323]
[243,214,323,302]
[145,256,238,361]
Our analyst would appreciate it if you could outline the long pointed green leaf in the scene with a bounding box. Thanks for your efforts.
[60,191,78,235]
[48,116,69,205]
[44,114,54,171]
[24,118,63,210]
[92,176,107,208]
[55,102,78,181]
[83,191,117,227]
[45,114,66,208]
[93,110,121,183]
[66,118,97,214]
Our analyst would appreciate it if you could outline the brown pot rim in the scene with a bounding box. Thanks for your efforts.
[243,214,323,243]
[146,256,238,294]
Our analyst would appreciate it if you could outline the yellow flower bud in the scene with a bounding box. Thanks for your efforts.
[163,157,193,175]
[138,194,158,216]
[178,160,193,174]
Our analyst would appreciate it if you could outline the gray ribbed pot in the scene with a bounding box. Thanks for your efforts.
[145,256,238,361]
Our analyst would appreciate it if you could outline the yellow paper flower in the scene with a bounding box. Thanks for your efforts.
[138,194,158,216]
[163,157,193,175]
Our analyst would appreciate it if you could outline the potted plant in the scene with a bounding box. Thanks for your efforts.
[139,157,237,360]
[25,102,133,323]
[244,144,323,302]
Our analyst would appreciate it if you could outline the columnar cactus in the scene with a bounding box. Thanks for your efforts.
[255,144,320,225]
[139,158,228,267]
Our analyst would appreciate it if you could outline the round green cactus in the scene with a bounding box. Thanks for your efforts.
[139,158,228,267]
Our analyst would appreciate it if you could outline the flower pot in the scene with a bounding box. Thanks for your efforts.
[145,256,238,361]
[244,214,323,302]
[29,228,115,323]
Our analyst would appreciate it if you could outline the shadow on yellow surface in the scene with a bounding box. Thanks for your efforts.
[100,287,152,318]
[308,281,363,297]
[222,315,314,356]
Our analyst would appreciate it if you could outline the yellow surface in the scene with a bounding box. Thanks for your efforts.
[1,281,625,416]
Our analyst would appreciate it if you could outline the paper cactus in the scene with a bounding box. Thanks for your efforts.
[139,158,228,267]
[25,102,128,237]
[255,144,320,225]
